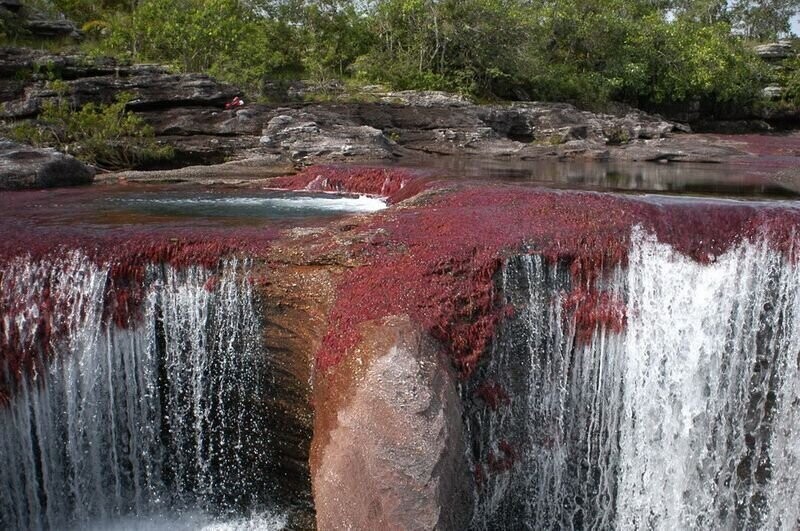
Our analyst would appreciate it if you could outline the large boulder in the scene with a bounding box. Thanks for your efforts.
[21,10,81,39]
[259,110,395,161]
[0,139,95,190]
[0,2,81,40]
[312,316,473,530]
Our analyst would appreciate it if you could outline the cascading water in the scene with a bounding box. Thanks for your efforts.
[467,226,800,530]
[0,252,285,530]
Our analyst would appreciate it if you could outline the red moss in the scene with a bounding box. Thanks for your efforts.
[474,463,486,490]
[562,287,627,342]
[204,275,220,293]
[315,185,800,377]
[474,381,511,410]
[712,132,800,158]
[268,165,429,204]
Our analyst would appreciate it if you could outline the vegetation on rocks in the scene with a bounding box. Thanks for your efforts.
[4,0,800,113]
[6,86,173,169]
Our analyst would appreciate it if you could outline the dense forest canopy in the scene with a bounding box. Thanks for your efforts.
[6,0,800,109]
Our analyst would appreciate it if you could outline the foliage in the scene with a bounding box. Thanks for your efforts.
[8,89,173,169]
[616,18,766,106]
[16,0,800,112]
[88,0,304,93]
[780,56,800,105]
[356,0,536,98]
[671,0,800,40]
[355,0,769,108]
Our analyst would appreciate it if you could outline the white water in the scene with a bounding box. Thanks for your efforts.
[0,253,282,530]
[120,194,388,213]
[470,227,800,530]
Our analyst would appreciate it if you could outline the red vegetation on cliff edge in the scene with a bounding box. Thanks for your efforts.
[3,165,800,405]
[314,181,800,377]
[0,227,278,407]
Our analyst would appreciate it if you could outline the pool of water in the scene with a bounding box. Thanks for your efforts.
[0,187,387,229]
[110,192,386,218]
[396,158,800,198]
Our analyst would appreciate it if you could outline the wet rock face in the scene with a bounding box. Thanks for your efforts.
[312,316,472,530]
[0,138,94,189]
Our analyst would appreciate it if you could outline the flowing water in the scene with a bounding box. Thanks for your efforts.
[0,253,283,530]
[1,166,799,530]
[467,227,800,530]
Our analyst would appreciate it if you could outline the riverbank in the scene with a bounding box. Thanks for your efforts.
[3,46,800,192]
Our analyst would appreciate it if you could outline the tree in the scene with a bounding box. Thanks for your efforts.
[670,0,800,40]
[730,0,800,40]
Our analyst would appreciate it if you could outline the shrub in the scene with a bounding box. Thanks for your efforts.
[8,89,173,170]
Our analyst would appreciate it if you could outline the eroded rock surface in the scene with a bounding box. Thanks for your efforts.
[2,47,690,168]
[312,316,472,530]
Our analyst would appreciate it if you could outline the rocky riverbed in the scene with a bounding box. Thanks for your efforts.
[3,46,800,191]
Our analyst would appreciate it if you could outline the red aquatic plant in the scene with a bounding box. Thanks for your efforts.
[314,184,800,378]
[268,165,430,204]
[561,287,627,343]
[487,439,518,473]
[474,381,511,410]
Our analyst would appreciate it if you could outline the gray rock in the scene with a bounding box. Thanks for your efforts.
[607,136,748,163]
[0,0,22,12]
[259,110,394,161]
[0,3,81,40]
[0,48,167,80]
[0,48,704,167]
[0,139,94,190]
[762,85,785,100]
[22,10,81,40]
[379,90,472,107]
[755,42,795,60]
[2,72,238,118]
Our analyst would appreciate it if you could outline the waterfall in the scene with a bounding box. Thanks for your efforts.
[0,252,281,530]
[468,227,800,530]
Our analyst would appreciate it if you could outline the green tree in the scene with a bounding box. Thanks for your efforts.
[730,0,800,40]
[97,0,303,92]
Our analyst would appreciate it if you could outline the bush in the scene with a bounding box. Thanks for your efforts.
[8,89,173,170]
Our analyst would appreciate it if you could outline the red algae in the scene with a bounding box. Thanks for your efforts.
[316,184,800,377]
[562,287,627,343]
[712,132,800,158]
[474,381,511,411]
[487,439,518,473]
[268,165,430,204]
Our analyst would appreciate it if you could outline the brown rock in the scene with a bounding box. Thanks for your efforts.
[312,316,472,531]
